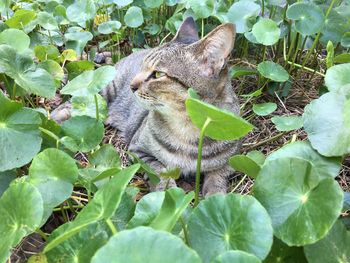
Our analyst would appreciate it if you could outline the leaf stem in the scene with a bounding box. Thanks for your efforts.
[201,19,204,39]
[194,117,211,207]
[36,228,48,241]
[231,174,247,193]
[106,218,118,235]
[94,94,99,121]
[39,127,60,148]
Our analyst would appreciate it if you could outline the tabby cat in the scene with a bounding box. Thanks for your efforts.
[102,17,241,196]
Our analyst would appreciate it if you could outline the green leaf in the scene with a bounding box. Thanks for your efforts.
[211,251,261,263]
[66,0,96,24]
[325,63,350,98]
[37,11,58,31]
[326,41,334,68]
[64,30,93,55]
[257,61,289,82]
[128,152,160,185]
[61,66,117,96]
[252,102,277,116]
[271,115,303,131]
[91,227,201,263]
[304,220,350,263]
[229,66,257,78]
[320,10,348,45]
[253,157,343,246]
[144,0,163,8]
[28,148,78,222]
[113,0,133,8]
[185,97,254,140]
[286,2,325,35]
[264,237,307,263]
[0,170,16,197]
[226,1,261,33]
[303,92,350,156]
[34,45,60,62]
[189,0,214,19]
[188,193,273,262]
[229,154,261,178]
[38,60,64,87]
[150,188,194,231]
[5,9,37,29]
[341,32,350,48]
[44,164,140,252]
[98,21,122,34]
[124,6,144,28]
[247,150,265,166]
[61,116,104,152]
[0,182,43,263]
[45,221,110,263]
[0,45,56,98]
[266,141,341,180]
[160,167,181,179]
[334,53,350,64]
[65,60,95,80]
[0,93,42,171]
[0,0,10,13]
[0,29,30,52]
[71,94,108,121]
[252,18,280,46]
[89,144,121,170]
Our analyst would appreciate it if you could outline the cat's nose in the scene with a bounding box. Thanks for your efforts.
[130,79,141,92]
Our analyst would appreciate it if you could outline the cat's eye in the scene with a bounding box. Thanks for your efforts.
[153,71,166,79]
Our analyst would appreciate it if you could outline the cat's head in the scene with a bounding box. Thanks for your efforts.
[130,17,236,114]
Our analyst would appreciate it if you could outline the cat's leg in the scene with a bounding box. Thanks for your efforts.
[50,101,72,124]
[202,166,232,197]
[131,150,177,191]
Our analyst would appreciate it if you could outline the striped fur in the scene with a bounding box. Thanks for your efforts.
[104,19,240,196]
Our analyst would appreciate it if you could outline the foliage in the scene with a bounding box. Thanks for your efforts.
[0,0,349,262]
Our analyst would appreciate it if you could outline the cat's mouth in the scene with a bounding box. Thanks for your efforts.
[135,91,164,108]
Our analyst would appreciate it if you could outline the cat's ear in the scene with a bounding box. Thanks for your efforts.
[194,23,236,77]
[172,17,199,44]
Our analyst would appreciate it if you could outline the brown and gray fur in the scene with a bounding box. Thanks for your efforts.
[53,18,241,196]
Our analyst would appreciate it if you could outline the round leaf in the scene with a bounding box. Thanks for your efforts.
[188,193,273,262]
[185,97,254,140]
[5,9,36,29]
[34,45,60,62]
[66,0,96,24]
[29,148,78,220]
[39,60,64,87]
[91,227,201,263]
[252,18,280,46]
[61,116,104,152]
[113,0,133,8]
[0,94,42,171]
[226,1,261,33]
[271,115,303,131]
[0,45,56,98]
[303,92,350,156]
[252,102,277,116]
[37,11,58,30]
[0,182,43,263]
[89,144,121,170]
[286,3,325,35]
[229,155,261,178]
[341,32,350,48]
[0,29,30,52]
[65,60,95,80]
[64,30,93,55]
[264,238,307,263]
[257,61,289,82]
[71,94,108,121]
[189,0,214,19]
[98,21,122,34]
[0,170,16,197]
[253,157,344,246]
[304,220,350,263]
[61,66,116,96]
[325,63,350,98]
[124,6,144,28]
[266,141,341,180]
[211,251,261,263]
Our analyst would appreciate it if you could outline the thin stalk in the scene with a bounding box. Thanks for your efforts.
[289,33,302,71]
[301,0,336,68]
[106,218,118,235]
[94,94,99,121]
[231,174,247,193]
[261,0,265,16]
[194,118,212,207]
[201,19,204,39]
[180,216,189,245]
[297,35,308,63]
[39,127,60,148]
[53,205,84,211]
[285,32,298,64]
[36,228,48,241]
[11,83,17,100]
